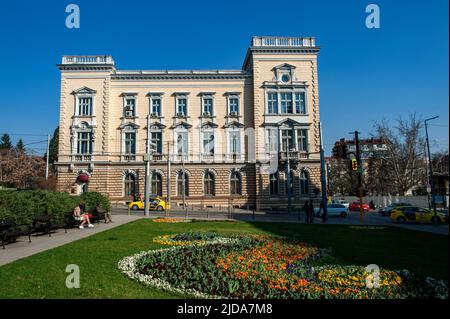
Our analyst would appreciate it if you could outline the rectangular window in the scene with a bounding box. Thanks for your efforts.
[267,93,278,114]
[151,132,162,154]
[295,92,306,114]
[203,131,215,154]
[177,132,188,155]
[77,132,92,154]
[203,98,213,115]
[78,97,92,116]
[296,129,308,151]
[151,98,161,116]
[267,129,279,152]
[177,98,187,116]
[124,132,136,154]
[229,98,239,115]
[269,173,278,195]
[281,130,294,151]
[280,93,293,113]
[124,98,136,117]
[229,131,241,154]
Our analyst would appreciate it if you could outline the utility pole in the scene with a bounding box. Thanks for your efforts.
[319,122,328,222]
[352,131,364,223]
[283,136,292,214]
[424,142,431,210]
[45,134,50,180]
[166,141,171,216]
[144,115,151,217]
[425,116,439,222]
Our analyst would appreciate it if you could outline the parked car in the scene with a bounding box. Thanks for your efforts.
[378,202,412,216]
[331,199,349,209]
[390,206,448,224]
[349,201,370,212]
[128,196,170,211]
[315,204,349,218]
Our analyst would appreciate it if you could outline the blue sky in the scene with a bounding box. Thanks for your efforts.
[0,0,448,155]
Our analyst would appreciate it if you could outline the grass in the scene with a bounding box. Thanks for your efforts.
[0,219,448,298]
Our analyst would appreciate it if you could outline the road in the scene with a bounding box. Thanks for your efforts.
[112,206,449,235]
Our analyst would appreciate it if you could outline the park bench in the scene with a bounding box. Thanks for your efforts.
[29,214,57,238]
[0,219,30,249]
[90,206,108,224]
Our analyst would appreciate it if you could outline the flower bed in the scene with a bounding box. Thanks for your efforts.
[118,232,448,299]
[152,218,192,223]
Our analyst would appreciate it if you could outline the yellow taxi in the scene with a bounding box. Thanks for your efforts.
[390,206,448,224]
[128,196,170,211]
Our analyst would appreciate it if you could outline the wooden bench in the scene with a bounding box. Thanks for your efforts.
[29,214,57,238]
[0,219,30,249]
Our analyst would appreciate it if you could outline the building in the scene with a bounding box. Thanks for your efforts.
[55,36,322,210]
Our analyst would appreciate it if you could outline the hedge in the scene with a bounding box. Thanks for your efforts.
[0,190,111,231]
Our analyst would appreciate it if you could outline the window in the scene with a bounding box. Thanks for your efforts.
[202,131,215,154]
[296,129,308,151]
[151,173,162,196]
[230,171,242,195]
[77,132,92,154]
[151,132,162,154]
[229,131,241,154]
[151,98,161,116]
[267,129,278,152]
[124,132,136,154]
[124,173,136,197]
[124,98,136,117]
[281,130,294,151]
[295,92,306,114]
[203,98,213,115]
[78,97,92,116]
[177,132,188,155]
[269,173,278,195]
[204,171,215,196]
[177,98,187,116]
[267,93,278,114]
[177,171,189,197]
[280,92,293,113]
[285,171,294,195]
[229,98,239,115]
[300,171,309,195]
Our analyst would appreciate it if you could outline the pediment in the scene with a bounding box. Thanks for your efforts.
[72,86,97,95]
[223,121,244,129]
[119,122,140,129]
[201,121,218,128]
[171,121,192,129]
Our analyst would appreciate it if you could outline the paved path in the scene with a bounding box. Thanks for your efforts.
[0,215,143,267]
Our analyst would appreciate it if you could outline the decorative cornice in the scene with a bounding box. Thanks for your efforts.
[111,73,250,81]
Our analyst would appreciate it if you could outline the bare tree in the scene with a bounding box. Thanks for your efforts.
[372,114,427,195]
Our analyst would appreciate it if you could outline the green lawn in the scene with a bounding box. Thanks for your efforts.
[0,219,448,298]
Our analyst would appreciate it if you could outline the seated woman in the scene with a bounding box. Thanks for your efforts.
[73,204,94,229]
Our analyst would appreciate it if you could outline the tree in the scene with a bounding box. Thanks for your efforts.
[0,133,12,150]
[372,114,427,195]
[16,139,25,153]
[45,127,59,173]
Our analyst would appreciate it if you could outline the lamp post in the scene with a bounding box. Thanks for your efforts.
[177,134,186,213]
[144,115,151,217]
[282,135,292,214]
[425,116,439,222]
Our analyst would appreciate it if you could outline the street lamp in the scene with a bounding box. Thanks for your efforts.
[177,134,186,213]
[425,116,439,223]
[282,135,292,214]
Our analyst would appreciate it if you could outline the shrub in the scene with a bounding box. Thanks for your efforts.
[79,191,111,212]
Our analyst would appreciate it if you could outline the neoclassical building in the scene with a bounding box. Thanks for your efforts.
[56,36,322,210]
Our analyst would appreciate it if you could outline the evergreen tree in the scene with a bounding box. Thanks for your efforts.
[16,139,25,153]
[0,133,12,150]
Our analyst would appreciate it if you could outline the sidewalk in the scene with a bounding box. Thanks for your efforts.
[0,214,143,267]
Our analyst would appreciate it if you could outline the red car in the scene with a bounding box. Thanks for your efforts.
[349,201,370,212]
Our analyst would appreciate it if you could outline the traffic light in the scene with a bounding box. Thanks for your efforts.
[332,142,348,159]
[351,158,358,171]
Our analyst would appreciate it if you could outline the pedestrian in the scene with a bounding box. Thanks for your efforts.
[318,202,323,217]
[303,201,310,223]
[369,200,375,210]
[309,200,315,224]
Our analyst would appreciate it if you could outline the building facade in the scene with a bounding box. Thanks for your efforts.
[56,36,322,210]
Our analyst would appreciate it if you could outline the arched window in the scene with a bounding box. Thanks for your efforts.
[285,171,295,195]
[151,173,162,196]
[300,170,309,195]
[230,171,242,195]
[177,171,189,197]
[204,171,215,196]
[124,173,136,197]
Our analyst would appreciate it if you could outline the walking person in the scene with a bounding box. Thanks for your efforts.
[308,200,315,224]
[303,201,310,223]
